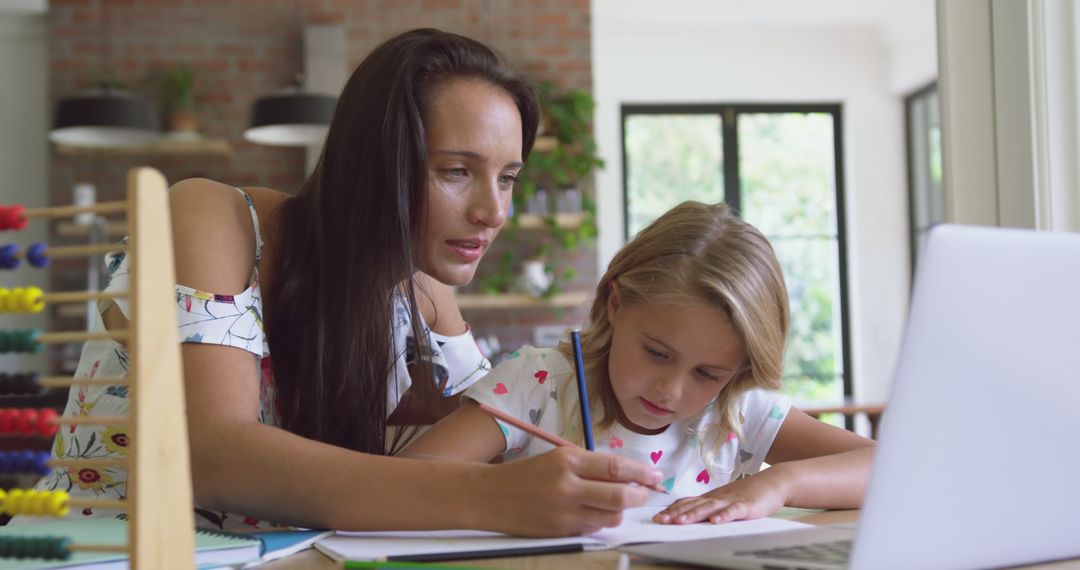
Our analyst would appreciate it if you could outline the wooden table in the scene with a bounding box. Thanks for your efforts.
[263,509,1080,569]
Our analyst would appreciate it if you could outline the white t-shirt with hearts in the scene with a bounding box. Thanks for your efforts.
[464,346,791,504]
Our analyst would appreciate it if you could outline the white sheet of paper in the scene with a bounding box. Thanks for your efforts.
[314,506,812,562]
[592,506,811,547]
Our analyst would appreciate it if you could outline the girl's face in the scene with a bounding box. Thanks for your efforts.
[418,78,524,287]
[606,287,747,434]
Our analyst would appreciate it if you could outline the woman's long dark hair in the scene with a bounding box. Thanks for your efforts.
[266,29,539,455]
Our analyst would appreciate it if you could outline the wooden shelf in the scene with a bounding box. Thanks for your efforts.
[54,220,129,239]
[457,291,589,310]
[55,136,231,157]
[514,212,586,229]
[533,135,557,153]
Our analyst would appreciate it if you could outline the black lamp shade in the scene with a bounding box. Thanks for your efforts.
[49,90,160,148]
[244,92,336,147]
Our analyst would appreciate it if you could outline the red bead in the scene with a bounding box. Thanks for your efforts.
[36,408,58,437]
[6,205,27,231]
[0,206,19,230]
[0,408,13,433]
[16,408,37,434]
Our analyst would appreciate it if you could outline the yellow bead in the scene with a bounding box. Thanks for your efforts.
[9,287,23,312]
[10,287,25,313]
[6,488,24,515]
[27,491,40,515]
[48,490,69,518]
[0,488,6,511]
[23,286,45,314]
[0,287,9,313]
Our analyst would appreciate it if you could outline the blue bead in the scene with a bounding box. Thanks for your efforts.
[35,451,50,475]
[26,242,49,268]
[0,244,19,269]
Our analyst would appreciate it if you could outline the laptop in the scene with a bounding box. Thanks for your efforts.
[622,224,1080,570]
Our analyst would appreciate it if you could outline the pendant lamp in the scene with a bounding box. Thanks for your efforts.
[48,87,160,148]
[243,86,336,147]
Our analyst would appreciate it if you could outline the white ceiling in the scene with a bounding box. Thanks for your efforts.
[599,0,936,45]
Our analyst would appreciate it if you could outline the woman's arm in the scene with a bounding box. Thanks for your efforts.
[398,399,506,462]
[169,179,661,536]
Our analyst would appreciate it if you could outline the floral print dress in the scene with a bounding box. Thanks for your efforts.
[11,189,491,530]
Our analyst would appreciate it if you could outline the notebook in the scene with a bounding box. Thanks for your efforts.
[0,517,263,569]
[313,505,810,563]
[246,528,333,563]
[623,224,1080,569]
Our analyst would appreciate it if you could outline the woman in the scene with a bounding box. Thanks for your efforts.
[24,28,660,537]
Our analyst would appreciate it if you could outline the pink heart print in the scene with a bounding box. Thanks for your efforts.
[534,370,549,384]
[609,435,623,449]
[493,383,509,395]
[650,450,663,464]
[696,469,710,484]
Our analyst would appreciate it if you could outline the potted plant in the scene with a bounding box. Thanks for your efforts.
[160,65,198,134]
[478,83,603,298]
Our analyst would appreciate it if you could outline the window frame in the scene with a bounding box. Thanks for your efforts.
[619,103,853,400]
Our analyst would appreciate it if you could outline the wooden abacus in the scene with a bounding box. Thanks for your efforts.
[0,167,194,567]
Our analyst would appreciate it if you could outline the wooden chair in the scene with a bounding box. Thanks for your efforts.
[801,400,885,439]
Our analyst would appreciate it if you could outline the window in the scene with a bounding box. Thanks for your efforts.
[905,83,944,271]
[622,104,850,405]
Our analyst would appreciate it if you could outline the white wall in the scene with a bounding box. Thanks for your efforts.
[592,1,931,404]
[0,8,49,372]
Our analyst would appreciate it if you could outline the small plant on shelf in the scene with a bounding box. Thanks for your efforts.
[478,82,603,299]
[160,65,198,134]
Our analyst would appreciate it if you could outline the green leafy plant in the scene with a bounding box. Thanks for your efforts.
[479,82,603,298]
[160,65,195,115]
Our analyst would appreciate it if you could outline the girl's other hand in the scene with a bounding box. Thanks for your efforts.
[481,447,663,537]
[653,467,790,525]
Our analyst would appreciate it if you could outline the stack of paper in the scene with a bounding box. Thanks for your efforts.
[314,506,811,563]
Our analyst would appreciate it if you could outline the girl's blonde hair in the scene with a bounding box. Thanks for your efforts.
[559,201,789,460]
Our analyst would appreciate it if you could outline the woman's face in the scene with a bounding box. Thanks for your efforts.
[418,78,523,287]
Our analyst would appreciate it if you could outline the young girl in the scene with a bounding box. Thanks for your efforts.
[403,201,876,524]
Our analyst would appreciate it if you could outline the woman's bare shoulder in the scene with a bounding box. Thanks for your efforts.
[167,178,285,294]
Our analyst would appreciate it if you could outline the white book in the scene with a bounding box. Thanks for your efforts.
[314,506,811,563]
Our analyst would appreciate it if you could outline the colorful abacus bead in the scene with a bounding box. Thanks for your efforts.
[0,408,56,437]
[0,329,40,353]
[0,536,73,561]
[0,244,18,269]
[0,489,70,517]
[0,205,28,232]
[0,287,46,314]
[19,287,45,314]
[0,372,41,395]
[26,242,49,268]
[0,450,51,476]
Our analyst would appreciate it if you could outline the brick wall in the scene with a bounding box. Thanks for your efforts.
[47,0,593,366]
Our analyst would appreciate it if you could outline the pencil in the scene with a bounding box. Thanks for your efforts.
[477,402,578,448]
[571,329,596,451]
[476,402,669,495]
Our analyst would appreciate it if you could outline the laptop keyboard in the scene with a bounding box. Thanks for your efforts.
[736,539,852,565]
